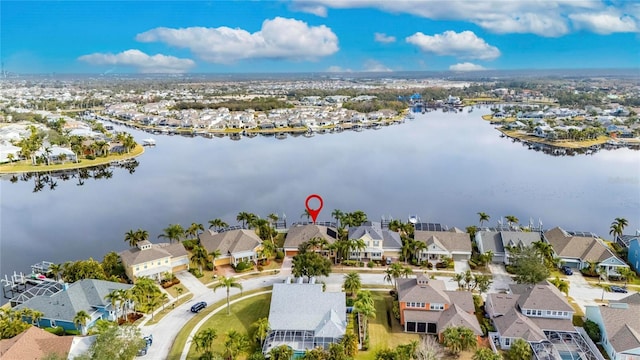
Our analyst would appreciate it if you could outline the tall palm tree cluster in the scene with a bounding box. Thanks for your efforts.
[0,307,43,339]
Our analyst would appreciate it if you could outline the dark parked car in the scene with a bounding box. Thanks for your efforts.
[561,266,573,275]
[191,301,207,313]
[610,286,628,293]
[137,335,153,356]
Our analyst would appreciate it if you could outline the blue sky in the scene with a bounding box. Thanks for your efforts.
[2,1,639,74]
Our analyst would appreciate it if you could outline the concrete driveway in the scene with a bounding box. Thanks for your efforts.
[454,260,470,273]
[487,264,515,294]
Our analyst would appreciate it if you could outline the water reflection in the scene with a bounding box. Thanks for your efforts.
[3,159,139,192]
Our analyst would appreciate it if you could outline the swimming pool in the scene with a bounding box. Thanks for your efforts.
[559,351,583,360]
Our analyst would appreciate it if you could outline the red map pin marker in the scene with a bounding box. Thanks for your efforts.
[305,194,323,224]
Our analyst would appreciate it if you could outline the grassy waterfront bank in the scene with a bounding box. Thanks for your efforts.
[0,145,144,174]
[498,128,609,149]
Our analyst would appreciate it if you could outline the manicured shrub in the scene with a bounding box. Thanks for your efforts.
[275,250,284,261]
[234,261,253,272]
[584,320,601,342]
[367,261,375,268]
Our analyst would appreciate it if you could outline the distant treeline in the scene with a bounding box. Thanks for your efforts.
[289,85,495,102]
[171,97,294,111]
[341,100,406,113]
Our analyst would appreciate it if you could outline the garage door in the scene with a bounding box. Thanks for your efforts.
[452,254,469,261]
[407,322,416,332]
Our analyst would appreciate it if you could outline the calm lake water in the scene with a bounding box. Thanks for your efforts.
[1,107,639,280]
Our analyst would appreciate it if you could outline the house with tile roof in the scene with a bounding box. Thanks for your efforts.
[283,224,338,257]
[347,221,402,261]
[119,240,189,282]
[475,230,542,264]
[586,293,640,360]
[13,279,132,334]
[485,281,594,358]
[414,229,472,265]
[0,326,74,360]
[199,229,263,267]
[262,283,346,355]
[397,274,482,339]
[543,227,629,276]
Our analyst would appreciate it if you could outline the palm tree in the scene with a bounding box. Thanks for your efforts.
[505,215,519,228]
[136,229,150,243]
[347,238,366,261]
[341,332,359,357]
[618,267,637,286]
[331,209,344,228]
[506,338,532,360]
[124,229,138,247]
[105,289,123,320]
[209,249,222,270]
[157,224,185,243]
[441,326,477,356]
[609,217,627,242]
[191,245,211,273]
[208,218,228,231]
[186,222,205,239]
[193,328,218,355]
[300,209,312,222]
[73,310,91,334]
[343,271,362,297]
[224,330,250,360]
[477,212,490,227]
[269,345,294,360]
[550,276,569,295]
[49,263,62,282]
[236,212,253,229]
[532,241,555,267]
[251,317,270,345]
[473,348,501,360]
[175,286,184,299]
[267,213,279,226]
[213,276,243,315]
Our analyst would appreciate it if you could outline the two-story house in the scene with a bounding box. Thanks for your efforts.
[475,230,542,264]
[348,221,402,261]
[119,240,189,282]
[486,281,592,358]
[397,274,482,339]
[628,237,640,275]
[586,293,640,360]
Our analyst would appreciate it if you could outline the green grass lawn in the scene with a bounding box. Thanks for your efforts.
[0,145,144,174]
[355,292,420,360]
[185,293,272,359]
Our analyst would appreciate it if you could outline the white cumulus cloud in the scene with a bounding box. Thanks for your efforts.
[78,49,195,73]
[136,17,339,63]
[326,65,352,72]
[449,62,487,71]
[406,30,500,60]
[289,0,639,36]
[374,32,396,43]
[362,60,392,72]
[570,10,638,34]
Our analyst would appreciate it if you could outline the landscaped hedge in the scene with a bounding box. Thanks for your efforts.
[234,261,253,273]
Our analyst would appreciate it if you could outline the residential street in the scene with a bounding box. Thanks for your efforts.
[139,262,636,360]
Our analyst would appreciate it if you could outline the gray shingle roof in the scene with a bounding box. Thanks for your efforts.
[493,308,547,342]
[544,227,619,263]
[284,224,338,250]
[511,281,574,313]
[397,278,449,304]
[268,283,346,335]
[598,304,640,352]
[477,231,504,254]
[414,231,472,253]
[199,229,262,255]
[119,242,186,267]
[348,222,402,249]
[437,304,483,335]
[500,231,541,249]
[14,279,132,323]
